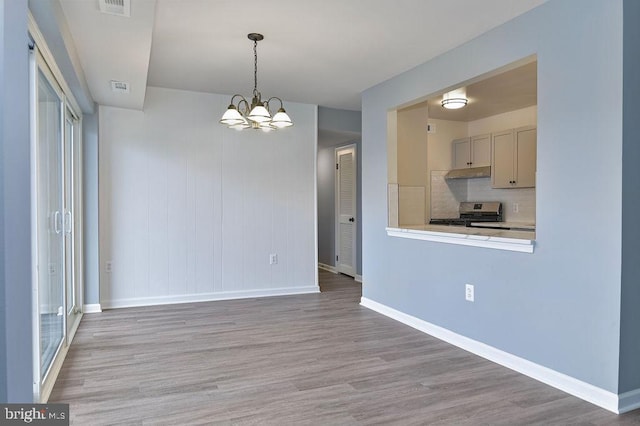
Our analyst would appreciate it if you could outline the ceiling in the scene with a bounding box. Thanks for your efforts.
[410,60,538,122]
[58,0,547,112]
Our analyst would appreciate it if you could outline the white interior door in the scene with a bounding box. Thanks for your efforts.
[335,146,356,277]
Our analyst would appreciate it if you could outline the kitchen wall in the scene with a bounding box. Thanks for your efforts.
[426,118,467,218]
[428,105,538,223]
[422,106,537,223]
[363,0,630,405]
[99,87,318,308]
[396,105,429,224]
[430,173,535,223]
[467,105,536,135]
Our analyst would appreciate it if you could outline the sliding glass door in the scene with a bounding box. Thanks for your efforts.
[35,65,65,380]
[31,46,83,401]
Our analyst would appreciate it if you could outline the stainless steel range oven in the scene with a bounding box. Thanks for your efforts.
[429,201,503,227]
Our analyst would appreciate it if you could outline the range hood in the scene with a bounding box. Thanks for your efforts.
[445,166,491,180]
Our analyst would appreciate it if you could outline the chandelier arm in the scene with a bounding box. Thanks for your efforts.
[237,98,250,115]
[230,94,247,106]
[266,97,284,112]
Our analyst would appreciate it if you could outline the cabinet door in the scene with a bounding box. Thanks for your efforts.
[470,134,491,167]
[514,127,536,188]
[492,130,515,188]
[452,138,471,169]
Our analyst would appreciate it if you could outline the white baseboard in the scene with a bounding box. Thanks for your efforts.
[82,303,102,313]
[620,388,640,413]
[355,274,363,283]
[102,286,320,309]
[318,263,338,273]
[360,297,621,414]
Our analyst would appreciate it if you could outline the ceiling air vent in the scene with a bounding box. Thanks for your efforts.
[98,0,131,17]
[110,80,130,93]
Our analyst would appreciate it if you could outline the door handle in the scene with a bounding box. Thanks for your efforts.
[349,217,355,222]
[64,211,72,235]
[53,211,62,234]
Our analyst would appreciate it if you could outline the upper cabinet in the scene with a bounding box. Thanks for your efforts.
[451,134,491,169]
[492,126,537,188]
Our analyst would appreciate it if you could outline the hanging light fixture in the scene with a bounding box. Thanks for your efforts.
[441,87,468,109]
[220,33,293,131]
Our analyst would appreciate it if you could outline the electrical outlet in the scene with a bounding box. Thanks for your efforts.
[105,261,112,273]
[465,284,474,302]
[512,203,519,213]
[269,253,278,265]
[427,123,436,133]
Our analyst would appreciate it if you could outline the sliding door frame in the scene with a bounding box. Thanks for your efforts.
[29,12,84,402]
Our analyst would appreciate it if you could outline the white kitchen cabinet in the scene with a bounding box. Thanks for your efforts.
[451,134,491,169]
[492,126,536,188]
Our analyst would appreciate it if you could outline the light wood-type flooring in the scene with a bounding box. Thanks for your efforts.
[50,270,640,425]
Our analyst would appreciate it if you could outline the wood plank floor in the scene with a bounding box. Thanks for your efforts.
[50,270,640,425]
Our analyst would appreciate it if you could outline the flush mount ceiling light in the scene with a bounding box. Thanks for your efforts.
[219,33,293,132]
[441,87,468,109]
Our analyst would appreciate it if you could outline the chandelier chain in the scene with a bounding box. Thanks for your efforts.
[253,39,258,94]
[219,33,292,131]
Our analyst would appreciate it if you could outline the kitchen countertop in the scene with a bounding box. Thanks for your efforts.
[386,224,535,253]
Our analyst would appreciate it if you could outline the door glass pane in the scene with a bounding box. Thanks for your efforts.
[64,117,74,316]
[37,69,64,378]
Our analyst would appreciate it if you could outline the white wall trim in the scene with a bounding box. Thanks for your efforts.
[318,262,338,274]
[619,388,640,414]
[355,274,363,283]
[386,227,534,253]
[103,286,320,310]
[360,297,621,414]
[83,304,102,313]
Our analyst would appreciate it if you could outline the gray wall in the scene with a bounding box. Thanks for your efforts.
[0,0,7,403]
[362,0,625,393]
[619,0,640,394]
[0,0,34,402]
[317,107,362,275]
[82,109,100,305]
[317,146,334,267]
[319,107,361,133]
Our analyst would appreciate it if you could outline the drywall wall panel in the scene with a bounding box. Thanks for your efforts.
[362,0,623,393]
[99,87,317,307]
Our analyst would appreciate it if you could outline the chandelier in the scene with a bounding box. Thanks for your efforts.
[219,33,293,131]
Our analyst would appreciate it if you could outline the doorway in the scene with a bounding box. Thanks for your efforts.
[335,145,357,277]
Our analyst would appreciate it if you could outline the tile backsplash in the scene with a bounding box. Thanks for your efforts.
[430,170,535,223]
